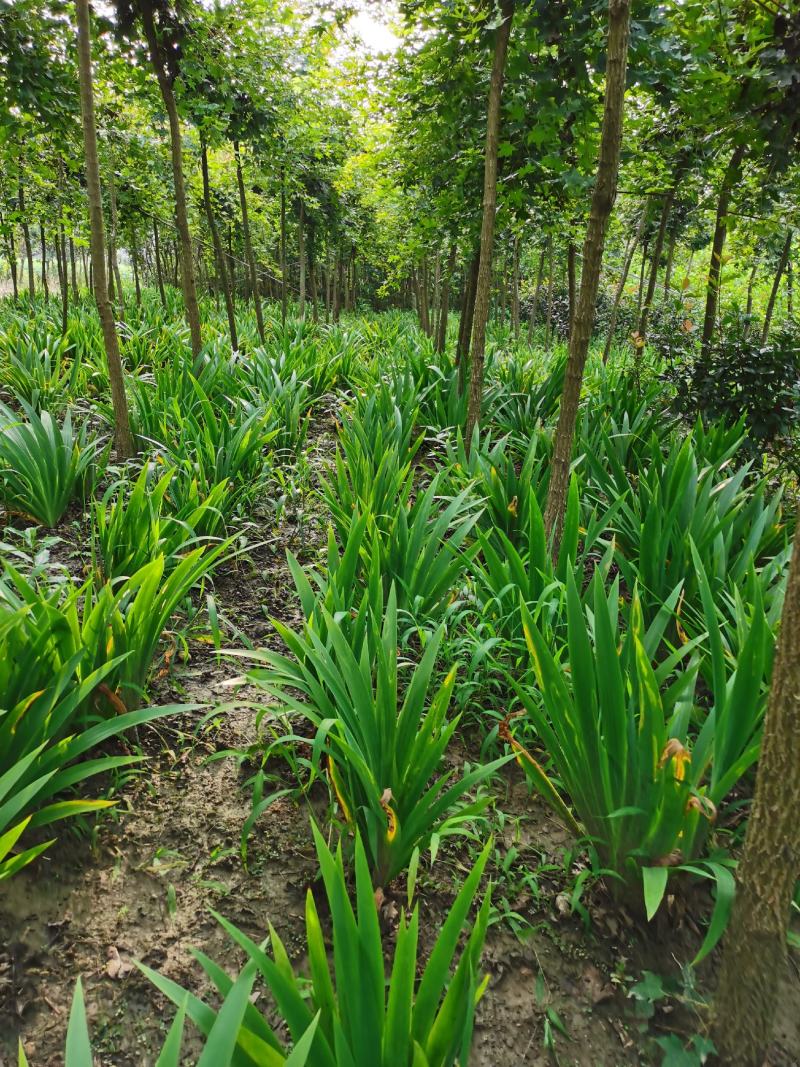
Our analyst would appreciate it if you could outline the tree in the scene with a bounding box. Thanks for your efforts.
[543,0,632,550]
[75,0,134,459]
[711,513,800,1066]
[464,0,515,445]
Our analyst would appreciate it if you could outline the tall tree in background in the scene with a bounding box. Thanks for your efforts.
[75,0,134,458]
[543,0,632,549]
[711,515,800,1065]
[464,0,515,445]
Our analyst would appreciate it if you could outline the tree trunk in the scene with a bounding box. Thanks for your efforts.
[234,141,265,343]
[787,255,793,316]
[528,245,546,342]
[567,241,577,341]
[603,205,647,363]
[18,182,35,297]
[745,260,758,320]
[545,235,555,350]
[711,516,800,1066]
[298,198,306,318]
[140,0,202,356]
[464,0,515,444]
[130,228,142,306]
[701,143,745,356]
[69,235,78,299]
[435,244,457,354]
[511,235,521,339]
[75,0,134,458]
[280,165,287,324]
[636,242,647,318]
[662,229,676,299]
[57,221,68,334]
[638,187,674,341]
[761,230,792,344]
[152,216,167,308]
[543,0,631,551]
[456,249,480,387]
[39,223,49,299]
[108,166,125,320]
[200,139,238,350]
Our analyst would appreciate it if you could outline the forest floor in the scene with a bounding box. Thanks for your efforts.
[1,418,799,1067]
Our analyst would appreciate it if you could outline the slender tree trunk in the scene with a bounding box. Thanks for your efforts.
[511,235,521,338]
[787,256,793,316]
[528,245,546,342]
[603,206,647,363]
[234,141,265,343]
[638,187,675,341]
[545,235,555,350]
[543,0,631,550]
[636,242,647,318]
[130,228,142,306]
[152,217,167,308]
[108,166,125,320]
[435,244,457,354]
[18,182,35,297]
[745,260,758,320]
[418,259,431,334]
[57,221,68,334]
[456,249,480,386]
[200,139,238,350]
[567,241,577,341]
[662,229,676,299]
[432,253,442,339]
[280,165,287,325]
[75,0,134,458]
[298,198,306,318]
[140,0,202,355]
[761,230,792,344]
[711,515,800,1066]
[701,144,745,356]
[69,236,78,299]
[39,223,49,299]
[464,0,515,444]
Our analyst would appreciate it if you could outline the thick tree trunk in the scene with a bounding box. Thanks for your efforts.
[234,141,265,343]
[761,230,792,344]
[711,516,800,1066]
[140,0,202,355]
[638,187,674,341]
[39,223,49,300]
[18,182,35,297]
[543,0,631,550]
[528,245,546,342]
[464,0,515,444]
[200,140,238,350]
[603,206,647,363]
[435,244,457,354]
[75,0,134,458]
[152,216,167,308]
[456,249,480,387]
[701,144,745,356]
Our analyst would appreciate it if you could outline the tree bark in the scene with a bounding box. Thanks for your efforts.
[528,245,546,342]
[200,139,238,350]
[545,234,555,350]
[130,228,142,306]
[567,241,577,341]
[57,220,68,334]
[511,235,521,338]
[464,0,515,444]
[543,0,631,550]
[603,205,647,363]
[108,165,124,320]
[701,144,745,357]
[435,244,457,354]
[761,230,792,344]
[745,259,758,320]
[456,248,480,387]
[711,515,800,1066]
[152,216,167,308]
[280,165,287,324]
[140,0,202,355]
[638,187,674,341]
[662,229,676,299]
[298,198,306,318]
[18,181,35,297]
[75,0,134,458]
[39,222,49,300]
[69,235,78,299]
[233,141,264,343]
